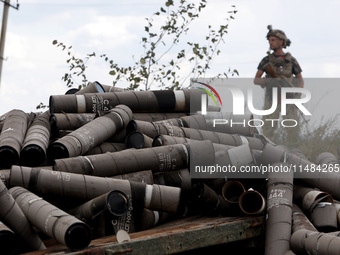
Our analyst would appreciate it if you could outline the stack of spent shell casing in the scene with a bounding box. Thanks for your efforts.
[0,81,340,255]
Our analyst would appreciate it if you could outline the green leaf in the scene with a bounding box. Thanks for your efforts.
[140,58,146,64]
[52,40,58,45]
[109,70,116,75]
[165,0,174,7]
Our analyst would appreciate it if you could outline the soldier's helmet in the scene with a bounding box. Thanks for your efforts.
[266,25,291,48]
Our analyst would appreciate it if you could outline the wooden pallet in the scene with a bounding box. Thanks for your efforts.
[23,215,265,255]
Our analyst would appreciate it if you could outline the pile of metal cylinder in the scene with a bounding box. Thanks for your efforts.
[0,81,339,255]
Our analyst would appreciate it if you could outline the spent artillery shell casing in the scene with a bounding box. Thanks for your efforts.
[49,89,204,114]
[20,111,51,167]
[265,162,294,255]
[9,186,92,251]
[47,104,132,159]
[0,110,29,169]
[0,179,45,251]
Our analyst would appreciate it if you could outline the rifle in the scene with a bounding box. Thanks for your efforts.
[264,63,302,102]
[263,63,294,88]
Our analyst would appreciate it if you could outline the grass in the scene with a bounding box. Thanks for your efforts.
[268,114,340,163]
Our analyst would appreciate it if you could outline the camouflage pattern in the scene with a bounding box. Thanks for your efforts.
[257,53,302,78]
[258,52,302,100]
[258,52,302,145]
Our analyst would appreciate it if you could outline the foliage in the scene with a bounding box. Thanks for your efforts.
[52,40,93,90]
[53,0,238,91]
[271,114,340,162]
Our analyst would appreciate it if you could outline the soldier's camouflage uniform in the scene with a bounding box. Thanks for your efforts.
[257,52,302,144]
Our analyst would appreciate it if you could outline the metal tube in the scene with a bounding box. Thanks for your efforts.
[152,135,262,162]
[145,183,181,213]
[9,166,181,214]
[153,135,263,170]
[201,178,226,194]
[259,143,340,201]
[257,143,288,165]
[139,209,169,231]
[265,162,294,255]
[9,186,91,251]
[126,119,186,139]
[221,180,245,213]
[290,229,315,255]
[315,152,340,165]
[259,143,313,173]
[49,113,96,138]
[47,104,132,159]
[239,189,266,215]
[190,181,231,216]
[49,89,203,114]
[153,118,186,128]
[9,165,131,201]
[290,229,340,255]
[105,128,127,143]
[0,179,45,251]
[110,184,177,235]
[0,110,29,169]
[68,190,129,224]
[310,202,338,232]
[296,169,340,202]
[129,120,264,150]
[152,135,190,147]
[53,143,193,176]
[214,143,257,172]
[111,170,154,184]
[177,114,207,129]
[293,184,333,212]
[85,142,127,155]
[153,169,191,200]
[291,204,317,233]
[20,111,51,167]
[125,131,153,149]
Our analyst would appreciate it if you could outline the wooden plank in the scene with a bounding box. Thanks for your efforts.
[23,215,265,255]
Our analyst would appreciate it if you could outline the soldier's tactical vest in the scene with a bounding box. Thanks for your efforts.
[265,52,297,100]
[266,52,293,78]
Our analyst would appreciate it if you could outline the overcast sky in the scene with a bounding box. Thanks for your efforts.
[0,0,340,124]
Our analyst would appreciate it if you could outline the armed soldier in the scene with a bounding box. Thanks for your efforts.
[254,25,304,145]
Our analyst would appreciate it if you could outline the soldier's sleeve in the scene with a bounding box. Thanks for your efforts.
[257,56,269,71]
[291,56,302,75]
